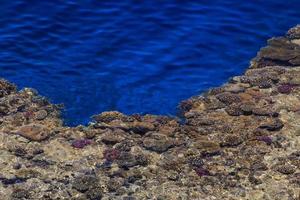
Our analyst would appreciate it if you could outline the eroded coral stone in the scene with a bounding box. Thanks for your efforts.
[276,165,296,175]
[17,124,50,141]
[277,84,297,94]
[72,175,101,195]
[34,110,48,120]
[216,92,241,105]
[71,139,92,149]
[143,133,175,153]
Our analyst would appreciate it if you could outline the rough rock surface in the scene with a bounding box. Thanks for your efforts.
[1,26,300,200]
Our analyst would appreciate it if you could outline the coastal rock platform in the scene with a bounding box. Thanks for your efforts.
[0,26,300,200]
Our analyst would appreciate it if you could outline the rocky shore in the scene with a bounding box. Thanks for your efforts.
[1,26,300,200]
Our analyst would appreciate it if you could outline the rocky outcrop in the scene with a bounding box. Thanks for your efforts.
[0,26,300,200]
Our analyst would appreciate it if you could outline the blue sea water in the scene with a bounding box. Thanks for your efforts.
[0,1,300,126]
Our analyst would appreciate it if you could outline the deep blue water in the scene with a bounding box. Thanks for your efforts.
[0,1,300,126]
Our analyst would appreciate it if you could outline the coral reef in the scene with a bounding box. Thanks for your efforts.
[1,26,300,200]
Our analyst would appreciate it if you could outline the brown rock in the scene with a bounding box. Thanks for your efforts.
[101,129,126,144]
[240,102,254,115]
[225,105,243,116]
[107,177,124,192]
[252,107,278,117]
[129,121,155,134]
[17,124,50,141]
[194,140,221,155]
[35,110,48,120]
[92,111,127,123]
[143,133,174,153]
[287,25,300,39]
[225,84,245,93]
[0,79,16,97]
[216,92,241,105]
[0,104,9,115]
[248,175,263,185]
[259,119,284,131]
[221,135,243,147]
[276,164,296,175]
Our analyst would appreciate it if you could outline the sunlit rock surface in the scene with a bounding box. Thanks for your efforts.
[0,26,300,200]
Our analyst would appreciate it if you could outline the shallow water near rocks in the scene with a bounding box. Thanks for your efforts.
[1,0,300,126]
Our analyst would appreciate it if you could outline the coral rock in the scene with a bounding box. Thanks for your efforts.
[143,133,174,153]
[216,92,241,105]
[259,119,284,131]
[72,175,101,193]
[276,165,296,175]
[221,135,243,147]
[194,140,221,155]
[92,111,126,123]
[225,105,243,116]
[71,138,92,149]
[116,152,139,169]
[17,124,50,141]
[34,110,48,120]
[129,121,155,134]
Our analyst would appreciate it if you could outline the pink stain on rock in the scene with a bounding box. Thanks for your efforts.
[194,167,210,177]
[103,148,120,162]
[256,136,272,145]
[277,84,297,94]
[71,139,92,149]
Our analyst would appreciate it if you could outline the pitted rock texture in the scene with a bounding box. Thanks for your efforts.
[1,26,300,200]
